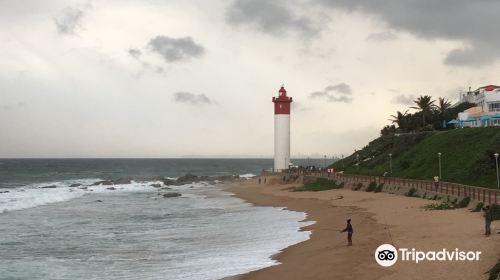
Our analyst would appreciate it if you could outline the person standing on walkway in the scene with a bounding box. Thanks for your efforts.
[340,219,353,246]
[483,205,492,236]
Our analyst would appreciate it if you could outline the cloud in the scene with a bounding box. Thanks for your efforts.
[173,92,214,105]
[391,94,415,105]
[309,83,353,103]
[367,31,397,41]
[128,48,142,59]
[226,0,318,37]
[54,7,84,35]
[148,36,204,63]
[319,0,500,66]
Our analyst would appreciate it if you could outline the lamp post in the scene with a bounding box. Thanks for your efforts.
[389,153,393,174]
[356,154,360,172]
[437,152,442,179]
[324,155,327,168]
[495,153,499,189]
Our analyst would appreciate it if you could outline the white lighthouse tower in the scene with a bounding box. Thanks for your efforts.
[272,86,293,171]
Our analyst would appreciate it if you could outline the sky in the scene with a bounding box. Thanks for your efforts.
[1,0,500,158]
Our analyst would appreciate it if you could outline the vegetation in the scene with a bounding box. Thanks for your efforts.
[456,196,471,208]
[487,259,499,280]
[293,178,344,192]
[366,181,377,192]
[406,187,418,197]
[330,127,500,188]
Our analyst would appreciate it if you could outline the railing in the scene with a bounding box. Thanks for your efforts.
[288,170,500,205]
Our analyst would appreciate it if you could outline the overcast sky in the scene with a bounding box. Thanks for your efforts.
[1,0,500,158]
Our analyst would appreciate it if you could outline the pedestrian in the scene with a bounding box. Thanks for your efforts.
[433,176,439,192]
[340,219,353,246]
[258,177,261,184]
[483,205,493,236]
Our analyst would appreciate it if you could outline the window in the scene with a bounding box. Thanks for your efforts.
[488,102,500,112]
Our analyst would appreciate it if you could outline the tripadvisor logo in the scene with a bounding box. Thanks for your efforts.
[375,244,481,267]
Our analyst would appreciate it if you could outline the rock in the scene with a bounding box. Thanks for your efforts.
[112,178,131,185]
[79,187,88,190]
[106,187,116,190]
[0,190,10,194]
[150,183,162,188]
[163,192,181,198]
[176,173,199,184]
[41,185,57,189]
[91,180,113,186]
[160,187,172,190]
[69,183,82,188]
[161,178,176,186]
[95,200,103,203]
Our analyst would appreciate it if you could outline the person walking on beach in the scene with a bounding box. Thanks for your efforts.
[340,219,353,246]
[483,205,492,236]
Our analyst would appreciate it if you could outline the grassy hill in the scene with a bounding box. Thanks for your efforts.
[330,127,500,189]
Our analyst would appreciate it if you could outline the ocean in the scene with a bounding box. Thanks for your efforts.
[0,158,323,280]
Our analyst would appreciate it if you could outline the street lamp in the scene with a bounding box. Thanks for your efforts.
[495,153,499,189]
[437,152,442,179]
[356,154,360,172]
[389,153,393,174]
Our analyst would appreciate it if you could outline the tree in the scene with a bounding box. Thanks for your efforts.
[437,97,452,113]
[411,95,436,127]
[389,110,409,131]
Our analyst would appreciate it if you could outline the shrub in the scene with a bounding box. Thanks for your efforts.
[374,183,384,193]
[293,178,343,192]
[487,260,499,280]
[406,187,418,197]
[353,183,363,191]
[473,202,484,212]
[366,181,377,192]
[456,196,471,208]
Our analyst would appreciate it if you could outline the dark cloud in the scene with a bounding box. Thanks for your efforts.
[148,36,204,63]
[226,0,318,37]
[391,94,415,105]
[173,92,214,105]
[367,31,397,41]
[320,0,500,66]
[128,48,142,59]
[309,83,353,103]
[54,7,84,35]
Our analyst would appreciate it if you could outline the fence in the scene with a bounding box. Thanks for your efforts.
[288,170,500,205]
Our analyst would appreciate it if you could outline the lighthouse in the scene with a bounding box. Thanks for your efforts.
[272,86,293,171]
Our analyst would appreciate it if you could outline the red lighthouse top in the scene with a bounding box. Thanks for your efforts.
[272,86,292,115]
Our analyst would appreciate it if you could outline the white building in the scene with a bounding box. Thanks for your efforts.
[456,85,500,127]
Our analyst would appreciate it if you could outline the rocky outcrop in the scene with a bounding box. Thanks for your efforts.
[162,192,181,198]
[91,180,113,186]
[113,178,132,185]
[69,183,82,188]
[106,187,116,190]
[41,185,57,189]
[150,183,162,188]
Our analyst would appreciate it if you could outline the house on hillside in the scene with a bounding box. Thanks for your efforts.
[452,85,500,127]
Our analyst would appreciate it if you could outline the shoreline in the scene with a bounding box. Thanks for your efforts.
[224,176,500,280]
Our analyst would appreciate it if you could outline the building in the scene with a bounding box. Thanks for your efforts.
[272,86,292,171]
[454,85,500,127]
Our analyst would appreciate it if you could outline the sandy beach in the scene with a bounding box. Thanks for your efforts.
[225,176,500,280]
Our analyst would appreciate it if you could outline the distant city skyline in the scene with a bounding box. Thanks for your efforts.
[2,1,500,158]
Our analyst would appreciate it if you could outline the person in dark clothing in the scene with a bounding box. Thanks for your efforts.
[483,206,492,236]
[340,219,353,246]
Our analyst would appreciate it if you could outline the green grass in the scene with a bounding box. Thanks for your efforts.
[330,127,500,189]
[293,178,344,192]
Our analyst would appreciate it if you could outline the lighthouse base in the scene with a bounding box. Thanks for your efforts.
[274,114,290,171]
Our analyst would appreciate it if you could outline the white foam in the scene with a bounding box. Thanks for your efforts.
[0,179,159,213]
[239,173,257,179]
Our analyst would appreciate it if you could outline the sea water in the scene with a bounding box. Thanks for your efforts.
[0,159,321,280]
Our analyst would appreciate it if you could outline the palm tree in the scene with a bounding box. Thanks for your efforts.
[411,95,436,127]
[437,97,451,113]
[389,110,408,130]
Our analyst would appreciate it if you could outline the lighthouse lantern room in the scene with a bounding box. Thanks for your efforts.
[272,86,293,171]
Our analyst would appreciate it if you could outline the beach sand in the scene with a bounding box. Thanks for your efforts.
[224,176,500,280]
